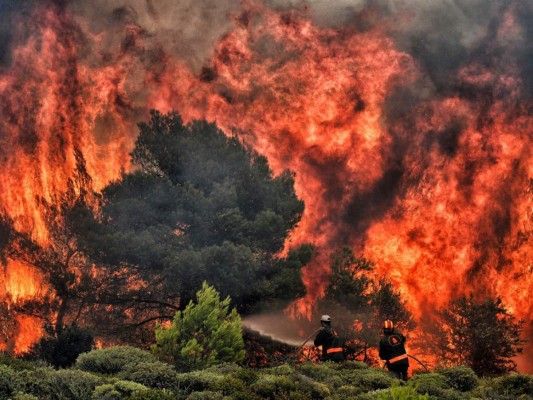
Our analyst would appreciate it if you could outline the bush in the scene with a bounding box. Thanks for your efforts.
[410,373,450,398]
[437,366,478,392]
[18,367,100,400]
[153,282,245,371]
[409,373,466,400]
[0,352,39,371]
[118,360,179,391]
[11,394,39,400]
[93,380,149,400]
[331,385,363,399]
[128,389,178,400]
[186,391,224,400]
[213,375,246,395]
[76,346,157,375]
[175,370,224,393]
[348,369,395,391]
[231,367,259,385]
[26,324,94,368]
[494,373,533,397]
[250,374,297,397]
[377,382,430,400]
[0,364,19,398]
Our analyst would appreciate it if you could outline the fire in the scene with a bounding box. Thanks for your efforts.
[0,1,531,367]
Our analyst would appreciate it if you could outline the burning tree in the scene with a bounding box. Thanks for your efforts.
[315,247,414,363]
[71,111,307,343]
[423,296,524,376]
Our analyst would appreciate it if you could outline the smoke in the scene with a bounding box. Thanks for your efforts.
[243,311,317,346]
[69,0,241,72]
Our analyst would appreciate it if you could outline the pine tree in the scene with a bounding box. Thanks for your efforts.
[432,296,524,376]
[152,282,245,371]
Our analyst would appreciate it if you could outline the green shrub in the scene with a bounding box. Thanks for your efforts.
[437,366,478,392]
[18,367,100,400]
[494,373,533,397]
[153,283,245,371]
[213,375,246,395]
[186,391,224,400]
[118,360,179,391]
[26,324,94,368]
[92,384,121,400]
[0,352,39,371]
[128,388,178,400]
[231,367,258,385]
[250,374,297,397]
[298,363,338,382]
[331,385,363,399]
[268,364,294,376]
[410,373,466,400]
[11,393,39,400]
[377,382,430,400]
[76,346,157,375]
[175,370,224,393]
[292,374,330,399]
[348,369,394,391]
[93,380,149,400]
[274,389,312,400]
[0,364,19,398]
[330,361,370,371]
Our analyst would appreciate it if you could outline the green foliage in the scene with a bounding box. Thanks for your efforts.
[348,369,395,392]
[93,381,149,400]
[175,370,224,392]
[1,350,531,400]
[128,389,178,400]
[186,391,224,400]
[11,393,40,400]
[17,367,101,400]
[409,373,466,400]
[0,364,18,398]
[436,366,478,392]
[118,360,179,391]
[0,352,40,371]
[376,382,429,400]
[75,111,307,340]
[430,296,523,376]
[153,282,245,371]
[493,373,533,397]
[76,346,157,375]
[26,324,94,368]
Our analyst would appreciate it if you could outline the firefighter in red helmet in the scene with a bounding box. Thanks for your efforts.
[379,320,409,380]
[314,315,344,362]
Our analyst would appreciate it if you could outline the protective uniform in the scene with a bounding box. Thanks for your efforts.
[314,315,344,362]
[379,321,409,380]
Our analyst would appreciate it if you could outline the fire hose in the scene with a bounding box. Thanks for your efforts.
[381,354,429,372]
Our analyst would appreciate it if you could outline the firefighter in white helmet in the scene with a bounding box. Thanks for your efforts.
[314,315,344,362]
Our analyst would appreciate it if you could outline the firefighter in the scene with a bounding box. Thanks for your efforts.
[314,315,344,362]
[379,320,409,380]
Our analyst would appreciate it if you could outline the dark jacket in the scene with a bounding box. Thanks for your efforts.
[314,325,344,362]
[379,330,409,368]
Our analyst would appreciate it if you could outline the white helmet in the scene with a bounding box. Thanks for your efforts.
[320,315,331,323]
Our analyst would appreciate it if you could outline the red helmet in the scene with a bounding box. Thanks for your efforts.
[383,320,394,330]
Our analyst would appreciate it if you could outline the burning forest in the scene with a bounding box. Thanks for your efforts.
[0,0,531,376]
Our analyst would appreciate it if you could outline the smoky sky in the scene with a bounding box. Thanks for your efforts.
[3,0,531,85]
